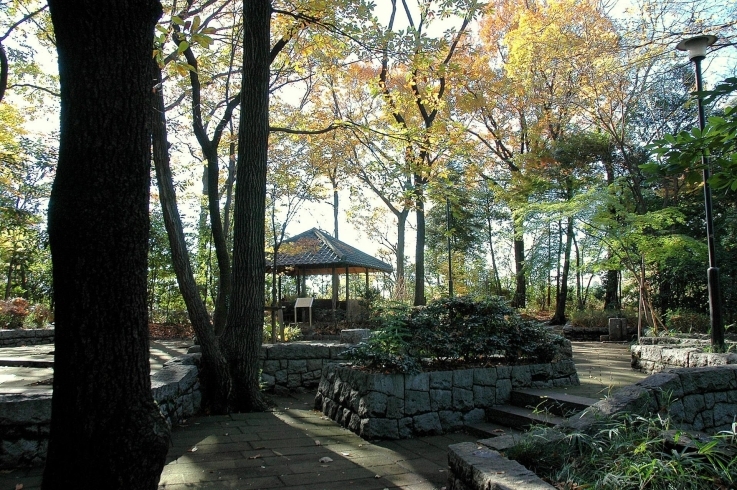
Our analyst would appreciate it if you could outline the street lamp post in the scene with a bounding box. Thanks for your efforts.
[676,35,725,352]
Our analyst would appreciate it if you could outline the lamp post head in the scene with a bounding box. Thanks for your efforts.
[676,35,718,61]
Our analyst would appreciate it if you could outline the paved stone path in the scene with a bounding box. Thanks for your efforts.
[0,341,645,490]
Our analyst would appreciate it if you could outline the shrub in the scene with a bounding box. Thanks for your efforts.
[507,412,737,489]
[0,298,30,329]
[345,296,565,373]
[24,303,53,328]
[666,309,710,334]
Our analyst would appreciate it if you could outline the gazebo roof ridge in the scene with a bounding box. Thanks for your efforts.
[267,227,392,276]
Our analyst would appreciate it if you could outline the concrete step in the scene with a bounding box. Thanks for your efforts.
[486,404,566,430]
[510,388,597,418]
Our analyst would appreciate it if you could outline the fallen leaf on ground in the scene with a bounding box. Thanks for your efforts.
[341,452,350,456]
[248,454,262,460]
[319,456,333,463]
[188,446,198,452]
[15,484,23,490]
[314,440,321,446]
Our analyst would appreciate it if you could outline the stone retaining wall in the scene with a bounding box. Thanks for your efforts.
[0,353,202,469]
[258,342,349,393]
[0,328,54,347]
[631,339,737,374]
[566,365,737,435]
[315,359,579,440]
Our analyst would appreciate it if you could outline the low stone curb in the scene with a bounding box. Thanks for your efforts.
[0,328,54,347]
[632,339,737,374]
[447,442,554,490]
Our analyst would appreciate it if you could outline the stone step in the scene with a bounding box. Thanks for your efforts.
[465,421,521,440]
[486,404,565,430]
[510,389,597,418]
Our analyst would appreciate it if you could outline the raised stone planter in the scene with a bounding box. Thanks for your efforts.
[0,328,54,347]
[631,338,737,374]
[258,342,349,393]
[0,353,202,469]
[315,357,579,440]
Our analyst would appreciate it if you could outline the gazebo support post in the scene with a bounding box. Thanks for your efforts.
[331,266,338,324]
[345,266,350,304]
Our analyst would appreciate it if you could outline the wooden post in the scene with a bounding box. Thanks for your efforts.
[345,266,350,303]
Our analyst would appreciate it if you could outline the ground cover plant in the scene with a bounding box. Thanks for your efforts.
[507,412,737,489]
[344,296,567,373]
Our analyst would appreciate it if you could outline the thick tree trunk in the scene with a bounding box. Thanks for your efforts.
[43,2,168,488]
[550,216,574,325]
[151,62,230,414]
[220,0,270,412]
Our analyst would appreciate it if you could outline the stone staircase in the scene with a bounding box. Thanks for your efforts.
[470,388,597,436]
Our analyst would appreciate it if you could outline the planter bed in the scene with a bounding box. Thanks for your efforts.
[315,358,579,440]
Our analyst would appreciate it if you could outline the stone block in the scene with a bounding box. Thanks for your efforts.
[360,417,398,440]
[452,387,474,412]
[398,417,413,439]
[274,369,288,385]
[510,366,531,387]
[306,359,323,372]
[405,372,429,391]
[429,389,452,411]
[452,369,473,389]
[496,379,512,404]
[463,408,486,424]
[0,393,52,425]
[288,359,308,374]
[473,385,495,407]
[366,373,404,398]
[439,410,463,431]
[677,366,737,394]
[386,396,405,419]
[412,412,442,435]
[473,368,497,386]
[405,390,430,416]
[286,373,301,389]
[260,373,276,390]
[430,370,452,389]
[348,413,361,432]
[358,391,388,418]
[262,359,281,375]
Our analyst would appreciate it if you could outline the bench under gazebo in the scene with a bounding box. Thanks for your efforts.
[265,227,392,324]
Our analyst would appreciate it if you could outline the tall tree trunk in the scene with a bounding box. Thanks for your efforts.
[413,181,426,306]
[395,209,408,299]
[511,217,526,308]
[151,61,230,413]
[43,2,168,488]
[220,0,270,412]
[550,216,574,325]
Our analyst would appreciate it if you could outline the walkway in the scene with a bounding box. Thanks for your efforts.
[1,342,645,490]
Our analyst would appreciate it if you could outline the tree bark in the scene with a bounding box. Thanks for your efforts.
[511,217,526,308]
[43,1,168,488]
[550,216,574,325]
[413,185,426,306]
[151,61,230,413]
[220,0,270,411]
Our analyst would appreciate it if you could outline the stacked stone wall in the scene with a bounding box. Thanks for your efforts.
[0,328,54,347]
[258,342,349,392]
[0,353,202,469]
[631,339,737,374]
[315,360,579,440]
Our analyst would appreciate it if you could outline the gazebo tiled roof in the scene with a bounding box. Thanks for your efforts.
[266,228,393,276]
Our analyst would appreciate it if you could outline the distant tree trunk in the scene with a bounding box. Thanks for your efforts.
[413,178,426,306]
[550,216,574,325]
[151,61,230,414]
[395,209,408,299]
[43,1,169,488]
[220,0,270,411]
[511,218,526,308]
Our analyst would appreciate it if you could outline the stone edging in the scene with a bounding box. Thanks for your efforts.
[258,342,350,393]
[0,328,54,347]
[0,353,202,469]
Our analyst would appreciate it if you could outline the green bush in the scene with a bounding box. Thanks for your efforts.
[666,309,710,334]
[345,296,566,373]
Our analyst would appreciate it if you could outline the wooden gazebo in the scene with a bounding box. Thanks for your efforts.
[266,228,393,304]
